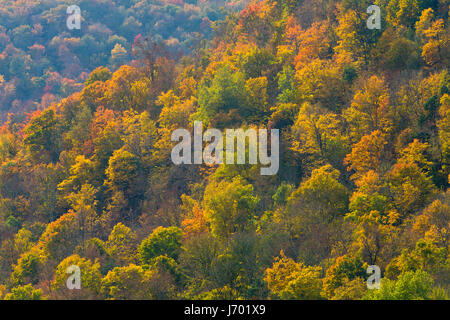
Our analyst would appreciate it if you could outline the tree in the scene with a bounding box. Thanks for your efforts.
[181,201,209,239]
[387,161,437,216]
[199,286,242,300]
[103,65,140,111]
[91,107,123,172]
[373,28,420,71]
[295,59,347,111]
[23,109,60,162]
[106,149,140,193]
[265,251,323,300]
[344,76,392,140]
[110,43,128,67]
[272,182,295,208]
[242,48,275,79]
[35,211,80,263]
[203,176,259,239]
[413,192,450,252]
[352,215,398,266]
[294,21,332,67]
[388,238,447,278]
[335,1,381,65]
[10,248,44,287]
[52,254,102,299]
[276,66,296,104]
[322,255,367,299]
[128,78,155,113]
[386,0,421,29]
[245,77,269,121]
[346,168,397,226]
[84,66,112,86]
[106,223,137,266]
[138,226,183,264]
[65,184,100,243]
[100,264,156,300]
[179,234,223,295]
[437,94,449,178]
[344,130,387,182]
[366,270,437,300]
[4,284,43,300]
[416,9,449,68]
[399,139,433,172]
[105,148,143,215]
[57,156,98,195]
[291,103,343,167]
[121,111,157,166]
[237,0,277,47]
[285,165,349,264]
[288,165,349,222]
[196,64,247,125]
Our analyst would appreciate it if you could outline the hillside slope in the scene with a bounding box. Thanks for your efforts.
[0,0,246,120]
[0,0,448,300]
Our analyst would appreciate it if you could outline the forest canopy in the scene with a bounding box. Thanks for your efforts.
[0,0,449,300]
[0,0,246,120]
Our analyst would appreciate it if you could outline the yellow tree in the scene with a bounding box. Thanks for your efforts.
[264,251,323,300]
[284,165,349,264]
[100,264,161,300]
[295,59,347,111]
[413,192,450,252]
[344,130,387,182]
[387,161,437,217]
[322,254,367,300]
[106,223,137,267]
[65,184,100,243]
[203,176,259,239]
[52,254,102,299]
[291,103,342,159]
[343,76,392,142]
[438,94,449,178]
[416,8,449,68]
[386,0,421,29]
[335,2,381,66]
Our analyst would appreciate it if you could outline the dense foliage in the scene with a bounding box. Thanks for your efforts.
[0,0,246,120]
[0,0,449,300]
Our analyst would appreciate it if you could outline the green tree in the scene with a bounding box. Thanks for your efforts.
[203,176,260,239]
[139,226,183,264]
[23,109,60,162]
[197,65,247,124]
[106,223,137,266]
[100,264,159,300]
[4,284,43,300]
[366,270,439,300]
[52,254,102,299]
[288,165,349,223]
[322,255,367,299]
[85,66,112,86]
